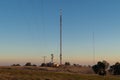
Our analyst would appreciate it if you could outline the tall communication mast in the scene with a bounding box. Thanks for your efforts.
[93,32,95,64]
[60,9,62,65]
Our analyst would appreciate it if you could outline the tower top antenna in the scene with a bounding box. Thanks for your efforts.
[60,9,62,15]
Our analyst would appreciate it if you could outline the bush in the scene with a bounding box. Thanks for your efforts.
[32,64,37,67]
[92,61,108,76]
[97,61,105,69]
[41,63,46,67]
[65,62,71,66]
[98,69,106,76]
[109,62,120,75]
[92,65,99,74]
[12,64,21,66]
[25,62,32,66]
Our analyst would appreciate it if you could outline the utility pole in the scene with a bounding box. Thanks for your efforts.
[43,56,46,63]
[60,9,62,65]
[93,32,95,64]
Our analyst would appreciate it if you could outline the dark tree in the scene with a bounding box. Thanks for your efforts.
[16,64,21,66]
[92,65,99,74]
[92,61,108,76]
[98,69,106,76]
[32,64,37,67]
[109,62,120,75]
[12,64,21,66]
[97,61,105,69]
[25,62,32,66]
[41,63,46,67]
[65,62,71,66]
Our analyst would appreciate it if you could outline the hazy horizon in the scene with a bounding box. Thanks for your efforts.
[0,0,120,65]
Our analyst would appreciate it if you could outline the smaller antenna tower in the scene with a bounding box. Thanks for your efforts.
[51,54,54,63]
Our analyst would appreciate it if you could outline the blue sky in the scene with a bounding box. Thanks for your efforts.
[0,0,120,65]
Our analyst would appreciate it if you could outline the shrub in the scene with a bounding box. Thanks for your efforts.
[65,62,71,66]
[25,62,32,66]
[41,63,46,67]
[92,65,99,74]
[109,62,120,75]
[12,64,21,66]
[32,64,37,67]
[92,60,109,76]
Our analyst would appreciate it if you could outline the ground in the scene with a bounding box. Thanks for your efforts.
[0,66,119,80]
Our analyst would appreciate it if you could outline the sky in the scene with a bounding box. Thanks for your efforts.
[0,0,120,65]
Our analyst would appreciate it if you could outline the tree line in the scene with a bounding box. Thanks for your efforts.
[92,60,120,75]
[11,60,120,76]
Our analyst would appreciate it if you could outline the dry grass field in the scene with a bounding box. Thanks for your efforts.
[0,66,119,80]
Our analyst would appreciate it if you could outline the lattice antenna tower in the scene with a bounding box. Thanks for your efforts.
[60,9,62,65]
[93,32,95,64]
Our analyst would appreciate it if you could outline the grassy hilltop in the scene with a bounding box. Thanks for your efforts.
[0,66,119,80]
